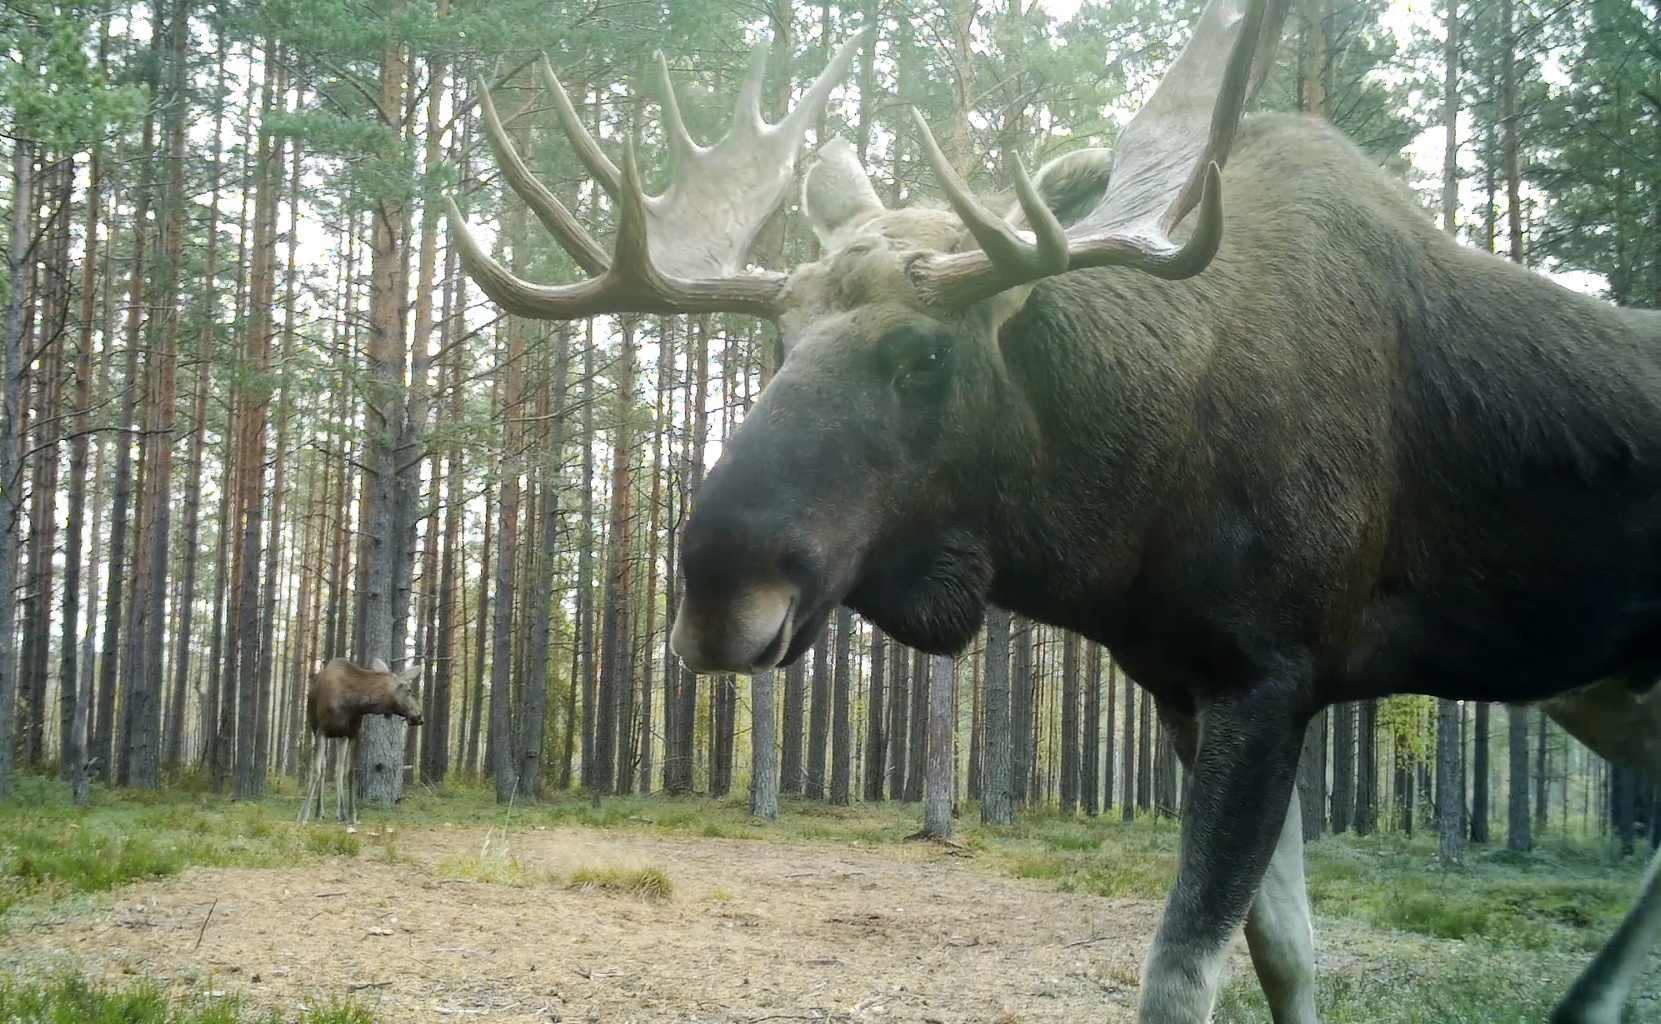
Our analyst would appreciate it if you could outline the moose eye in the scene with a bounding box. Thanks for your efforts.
[889,329,952,391]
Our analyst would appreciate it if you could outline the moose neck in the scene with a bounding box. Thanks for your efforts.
[985,267,1226,657]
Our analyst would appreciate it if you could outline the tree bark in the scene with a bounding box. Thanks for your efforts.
[1437,698,1465,863]
[1472,701,1491,842]
[750,670,779,819]
[806,629,830,799]
[597,319,639,795]
[980,608,1014,825]
[1507,703,1531,851]
[830,607,853,805]
[0,137,31,800]
[862,628,887,801]
[519,325,569,797]
[921,654,955,838]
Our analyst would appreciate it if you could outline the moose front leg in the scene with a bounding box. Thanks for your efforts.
[1139,688,1307,1024]
[1154,700,1318,1024]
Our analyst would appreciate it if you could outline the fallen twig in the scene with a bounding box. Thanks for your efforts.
[313,891,349,898]
[347,981,391,992]
[194,898,218,951]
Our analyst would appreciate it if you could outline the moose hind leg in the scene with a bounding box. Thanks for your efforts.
[1139,685,1307,1024]
[1243,792,1319,1024]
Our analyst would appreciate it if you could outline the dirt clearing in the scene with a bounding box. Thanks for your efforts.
[0,823,1217,1022]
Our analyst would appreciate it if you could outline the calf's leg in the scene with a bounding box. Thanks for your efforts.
[299,737,326,824]
[1139,682,1308,1024]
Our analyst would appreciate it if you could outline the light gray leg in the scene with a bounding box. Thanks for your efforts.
[299,738,326,823]
[334,738,347,822]
[1243,792,1319,1024]
[346,736,358,826]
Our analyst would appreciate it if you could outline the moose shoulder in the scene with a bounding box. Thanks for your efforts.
[449,0,1661,1019]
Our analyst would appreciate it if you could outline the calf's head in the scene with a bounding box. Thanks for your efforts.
[368,657,425,725]
[449,0,1287,673]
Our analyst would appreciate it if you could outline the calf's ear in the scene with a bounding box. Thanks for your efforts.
[370,656,390,673]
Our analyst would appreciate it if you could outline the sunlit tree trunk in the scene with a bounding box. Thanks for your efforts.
[980,609,1014,825]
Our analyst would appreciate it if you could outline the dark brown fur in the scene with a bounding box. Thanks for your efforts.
[675,112,1661,1022]
[299,657,421,825]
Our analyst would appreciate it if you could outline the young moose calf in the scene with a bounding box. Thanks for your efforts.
[299,657,423,825]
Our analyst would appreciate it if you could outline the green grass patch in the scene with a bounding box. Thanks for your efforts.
[568,864,674,899]
[0,975,374,1023]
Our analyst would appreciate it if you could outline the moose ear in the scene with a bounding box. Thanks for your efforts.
[803,137,886,249]
[400,662,424,683]
[370,656,390,673]
[1016,147,1115,229]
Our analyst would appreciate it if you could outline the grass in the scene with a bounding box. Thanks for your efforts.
[1,773,1654,1024]
[568,863,674,899]
[0,975,371,1024]
[0,775,361,927]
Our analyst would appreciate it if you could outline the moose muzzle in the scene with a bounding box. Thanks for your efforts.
[671,581,800,674]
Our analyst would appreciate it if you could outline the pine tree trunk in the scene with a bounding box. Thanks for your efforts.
[1120,664,1136,821]
[783,659,807,795]
[637,318,672,794]
[1507,704,1531,850]
[1436,698,1465,863]
[1010,617,1033,807]
[862,628,886,801]
[1354,699,1378,834]
[906,646,928,803]
[806,630,830,799]
[1103,660,1117,814]
[519,325,568,797]
[61,127,104,784]
[231,37,283,800]
[829,608,853,806]
[1535,709,1550,831]
[980,608,1014,825]
[597,319,639,795]
[1059,632,1080,813]
[489,309,523,800]
[1298,710,1328,839]
[887,635,911,801]
[1331,702,1354,833]
[921,654,955,838]
[0,136,31,800]
[1471,702,1491,842]
[1082,644,1101,817]
[575,329,598,791]
[750,669,779,818]
[464,492,491,775]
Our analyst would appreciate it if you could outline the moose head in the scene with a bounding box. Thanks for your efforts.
[449,0,1292,676]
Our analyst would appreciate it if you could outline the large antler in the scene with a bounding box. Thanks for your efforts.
[909,0,1292,308]
[448,31,868,321]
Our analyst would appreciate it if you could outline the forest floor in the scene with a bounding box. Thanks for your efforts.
[1,781,1658,1023]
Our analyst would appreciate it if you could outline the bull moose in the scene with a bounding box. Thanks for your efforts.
[449,1,1661,1019]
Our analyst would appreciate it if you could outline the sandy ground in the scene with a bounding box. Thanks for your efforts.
[0,823,1215,1023]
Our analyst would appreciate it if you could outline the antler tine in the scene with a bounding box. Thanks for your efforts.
[910,0,1283,309]
[1164,0,1280,231]
[1008,157,1070,275]
[655,51,704,164]
[476,80,610,276]
[777,28,871,140]
[910,108,1065,278]
[539,55,623,201]
[732,39,771,137]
